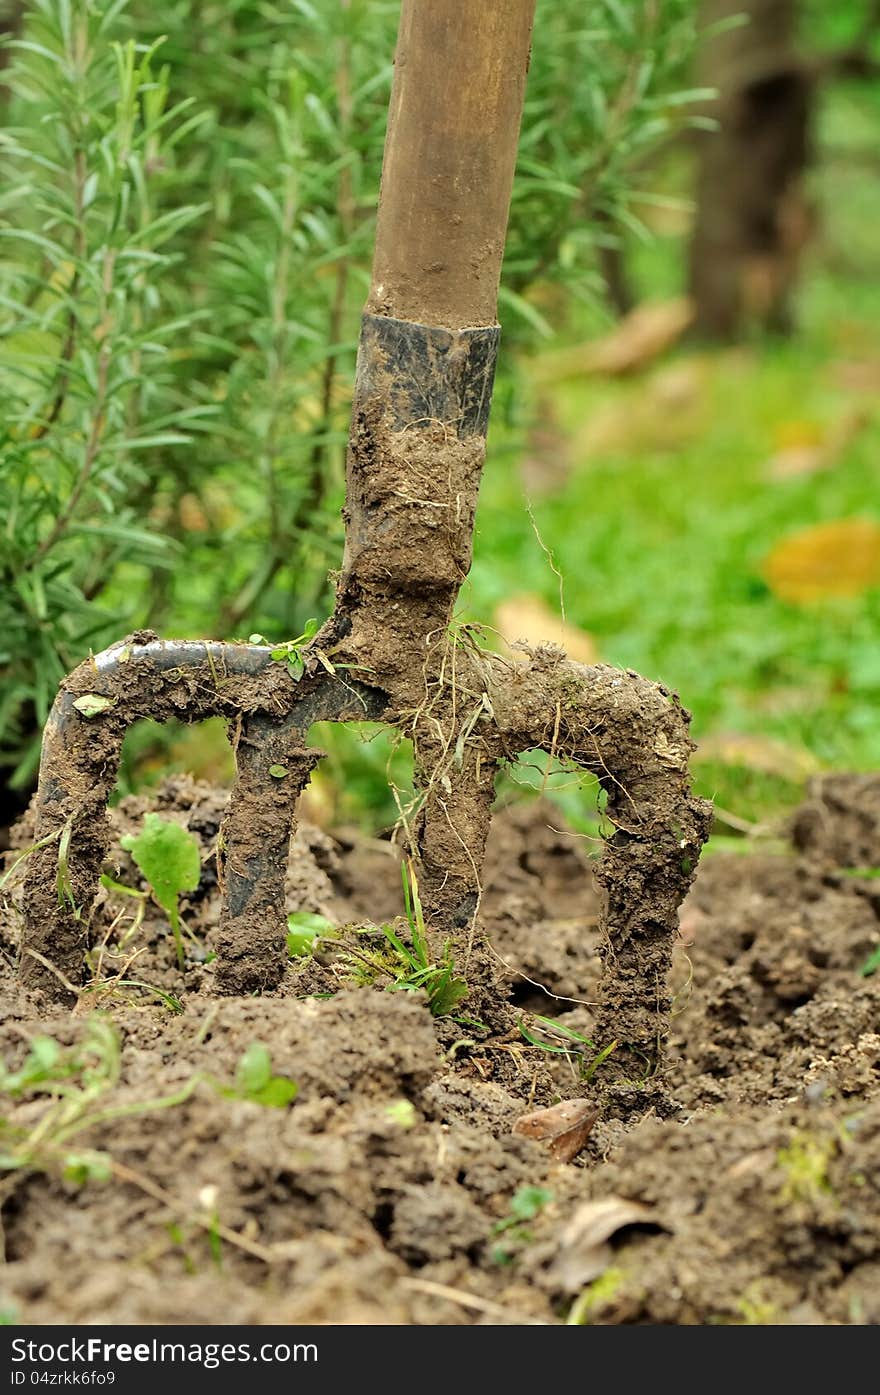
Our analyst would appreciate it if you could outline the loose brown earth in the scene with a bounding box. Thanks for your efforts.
[1,773,879,1326]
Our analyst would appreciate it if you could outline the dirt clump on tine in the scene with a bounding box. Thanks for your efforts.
[331,401,487,695]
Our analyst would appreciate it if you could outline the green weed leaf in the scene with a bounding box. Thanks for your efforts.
[120,814,201,918]
[860,946,880,978]
[286,911,333,956]
[62,1150,113,1185]
[385,1100,417,1129]
[236,1043,272,1094]
[0,1035,69,1095]
[251,1077,298,1108]
[73,694,115,718]
[234,1043,297,1108]
[509,1185,554,1223]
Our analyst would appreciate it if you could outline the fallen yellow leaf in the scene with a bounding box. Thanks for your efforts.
[762,518,880,602]
[764,408,868,481]
[533,297,695,381]
[773,420,825,450]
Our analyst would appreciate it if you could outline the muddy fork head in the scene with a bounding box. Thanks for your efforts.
[17,616,711,1074]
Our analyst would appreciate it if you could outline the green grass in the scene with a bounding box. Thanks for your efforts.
[332,862,471,1018]
[463,85,880,831]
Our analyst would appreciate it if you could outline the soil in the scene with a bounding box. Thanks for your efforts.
[2,772,879,1326]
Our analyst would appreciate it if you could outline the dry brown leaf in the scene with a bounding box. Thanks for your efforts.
[533,297,694,382]
[633,198,693,237]
[762,518,880,603]
[766,446,827,480]
[695,732,820,782]
[831,358,880,394]
[494,595,598,666]
[764,408,868,481]
[178,492,209,532]
[512,1098,597,1164]
[650,358,707,408]
[548,1196,663,1291]
[573,357,708,459]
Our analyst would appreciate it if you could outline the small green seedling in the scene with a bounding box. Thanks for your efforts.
[777,1133,836,1206]
[567,1267,626,1325]
[0,826,66,894]
[860,947,880,977]
[491,1185,553,1264]
[227,1044,298,1109]
[61,1151,114,1185]
[250,620,319,682]
[385,861,468,1015]
[248,621,360,683]
[734,1284,781,1326]
[120,814,201,970]
[385,1099,418,1129]
[0,1033,83,1097]
[0,1017,192,1184]
[56,820,77,916]
[287,910,334,957]
[381,922,469,1017]
[324,863,468,1017]
[166,1221,198,1276]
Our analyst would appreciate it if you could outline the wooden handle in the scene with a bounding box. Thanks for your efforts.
[367,0,536,329]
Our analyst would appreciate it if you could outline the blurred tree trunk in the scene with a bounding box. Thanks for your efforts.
[1,2,25,72]
[689,0,814,338]
[596,209,635,319]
